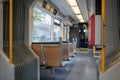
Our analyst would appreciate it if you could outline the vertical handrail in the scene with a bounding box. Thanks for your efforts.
[9,0,13,64]
[101,0,106,73]
[93,46,96,56]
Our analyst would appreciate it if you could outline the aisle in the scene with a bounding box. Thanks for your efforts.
[40,53,98,80]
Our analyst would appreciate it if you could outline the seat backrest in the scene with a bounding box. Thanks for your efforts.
[69,43,74,57]
[43,44,62,67]
[61,43,69,61]
[73,42,77,54]
[32,43,44,65]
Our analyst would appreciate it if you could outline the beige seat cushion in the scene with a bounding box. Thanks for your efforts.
[61,43,69,61]
[43,44,62,67]
[69,43,74,57]
[73,42,77,54]
[32,43,44,65]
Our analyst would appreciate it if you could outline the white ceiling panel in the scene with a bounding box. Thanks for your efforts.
[77,0,89,21]
[49,0,78,21]
[87,0,95,16]
[49,0,89,22]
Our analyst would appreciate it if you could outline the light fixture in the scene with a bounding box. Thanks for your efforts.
[66,0,85,22]
[76,15,83,20]
[54,19,60,24]
[76,15,84,22]
[67,0,77,6]
[80,19,84,22]
[71,7,81,14]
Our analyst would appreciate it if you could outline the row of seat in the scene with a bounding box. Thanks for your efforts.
[31,42,76,67]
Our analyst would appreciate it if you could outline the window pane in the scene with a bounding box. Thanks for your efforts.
[33,6,52,42]
[63,27,67,41]
[53,25,60,41]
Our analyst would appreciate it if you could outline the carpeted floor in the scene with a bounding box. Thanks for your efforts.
[40,53,98,80]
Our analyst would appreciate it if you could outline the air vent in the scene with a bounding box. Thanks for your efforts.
[42,0,57,15]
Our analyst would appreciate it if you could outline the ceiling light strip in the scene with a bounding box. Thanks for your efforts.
[66,0,84,22]
[67,0,78,6]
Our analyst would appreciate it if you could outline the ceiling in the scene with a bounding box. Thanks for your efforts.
[77,0,88,22]
[87,0,95,16]
[48,0,89,23]
[0,0,95,23]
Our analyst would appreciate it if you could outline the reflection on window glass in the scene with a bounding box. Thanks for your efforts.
[63,26,69,41]
[33,6,52,42]
[63,27,67,41]
[53,25,60,41]
[54,19,60,24]
[53,19,61,41]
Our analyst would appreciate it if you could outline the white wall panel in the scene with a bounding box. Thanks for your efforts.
[24,1,40,80]
[0,2,14,80]
[100,0,120,79]
[0,51,14,80]
[106,0,119,55]
[100,58,120,80]
[95,15,102,46]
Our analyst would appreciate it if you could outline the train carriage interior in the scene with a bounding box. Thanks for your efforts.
[0,0,120,80]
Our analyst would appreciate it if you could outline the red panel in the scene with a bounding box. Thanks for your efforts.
[88,15,95,46]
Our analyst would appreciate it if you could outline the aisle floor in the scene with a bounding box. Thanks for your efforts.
[40,53,98,80]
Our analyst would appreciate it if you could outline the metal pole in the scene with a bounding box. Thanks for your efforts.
[101,0,106,73]
[9,0,13,64]
[93,46,96,56]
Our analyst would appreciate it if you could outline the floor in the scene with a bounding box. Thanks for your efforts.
[40,53,98,80]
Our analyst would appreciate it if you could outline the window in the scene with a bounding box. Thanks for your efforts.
[63,27,67,41]
[53,25,60,41]
[33,6,52,42]
[53,19,61,41]
[63,24,69,41]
